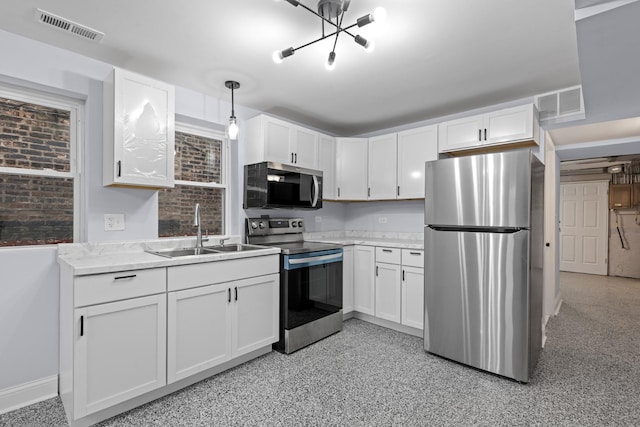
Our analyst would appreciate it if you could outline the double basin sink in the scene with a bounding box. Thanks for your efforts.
[147,244,267,258]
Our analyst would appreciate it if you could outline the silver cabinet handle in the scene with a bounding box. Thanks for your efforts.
[382,249,392,253]
[114,274,136,280]
[409,251,421,256]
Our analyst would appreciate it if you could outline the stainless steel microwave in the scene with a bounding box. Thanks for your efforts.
[244,162,323,209]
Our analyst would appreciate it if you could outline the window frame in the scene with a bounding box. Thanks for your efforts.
[0,83,84,244]
[164,121,229,237]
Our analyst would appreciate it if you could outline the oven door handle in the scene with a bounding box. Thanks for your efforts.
[311,175,319,208]
[287,252,342,265]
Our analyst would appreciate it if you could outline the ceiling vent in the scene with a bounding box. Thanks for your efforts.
[535,85,584,124]
[34,8,104,42]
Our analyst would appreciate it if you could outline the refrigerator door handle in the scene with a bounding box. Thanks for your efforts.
[427,225,526,233]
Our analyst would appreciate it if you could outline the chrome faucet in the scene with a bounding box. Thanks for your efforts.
[194,203,203,248]
[219,236,231,246]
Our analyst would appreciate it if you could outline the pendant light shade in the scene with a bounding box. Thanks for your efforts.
[225,80,240,140]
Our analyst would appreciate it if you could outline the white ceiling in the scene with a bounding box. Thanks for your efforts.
[0,0,582,136]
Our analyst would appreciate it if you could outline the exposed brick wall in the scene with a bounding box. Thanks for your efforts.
[0,97,70,172]
[0,97,73,246]
[158,131,224,237]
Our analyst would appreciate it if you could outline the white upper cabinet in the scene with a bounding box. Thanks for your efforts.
[245,115,318,169]
[103,68,175,188]
[438,104,539,153]
[397,125,438,199]
[336,137,368,200]
[368,133,398,200]
[318,133,337,200]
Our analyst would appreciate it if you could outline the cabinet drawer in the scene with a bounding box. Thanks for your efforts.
[75,268,166,307]
[375,247,401,264]
[168,255,279,292]
[402,249,424,268]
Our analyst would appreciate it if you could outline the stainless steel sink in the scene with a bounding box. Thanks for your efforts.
[146,244,267,258]
[146,247,220,258]
[208,244,267,252]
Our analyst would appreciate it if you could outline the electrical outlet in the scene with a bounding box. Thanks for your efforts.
[378,216,388,224]
[315,216,322,223]
[104,214,125,231]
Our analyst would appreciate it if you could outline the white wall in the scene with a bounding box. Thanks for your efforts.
[0,29,253,395]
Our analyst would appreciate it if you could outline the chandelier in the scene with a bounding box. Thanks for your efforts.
[273,0,387,71]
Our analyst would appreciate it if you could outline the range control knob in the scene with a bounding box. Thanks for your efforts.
[297,220,304,228]
[258,221,265,229]
[251,221,258,230]
[291,221,298,227]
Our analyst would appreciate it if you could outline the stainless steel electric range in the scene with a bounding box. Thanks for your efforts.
[246,216,343,354]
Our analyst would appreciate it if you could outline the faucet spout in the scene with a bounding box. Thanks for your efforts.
[194,203,202,248]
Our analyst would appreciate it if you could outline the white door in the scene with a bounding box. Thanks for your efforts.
[397,125,438,199]
[264,117,292,164]
[167,284,231,383]
[318,134,336,200]
[293,127,318,168]
[375,262,401,323]
[437,115,483,152]
[368,133,398,200]
[353,245,375,315]
[74,294,166,418]
[401,266,424,329]
[484,104,534,145]
[560,181,609,275]
[336,138,368,200]
[231,274,279,357]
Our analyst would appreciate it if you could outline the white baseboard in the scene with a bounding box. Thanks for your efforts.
[554,296,563,316]
[0,375,58,415]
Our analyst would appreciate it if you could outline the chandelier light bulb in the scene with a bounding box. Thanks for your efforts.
[272,50,284,64]
[364,40,375,53]
[372,7,387,24]
[325,51,336,71]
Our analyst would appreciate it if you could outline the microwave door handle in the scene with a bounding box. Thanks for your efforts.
[311,175,319,207]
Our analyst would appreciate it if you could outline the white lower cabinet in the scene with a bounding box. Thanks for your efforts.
[375,261,401,323]
[167,284,231,383]
[232,274,279,357]
[60,255,279,425]
[353,245,375,315]
[342,246,354,314]
[74,294,167,418]
[167,273,279,384]
[401,266,424,329]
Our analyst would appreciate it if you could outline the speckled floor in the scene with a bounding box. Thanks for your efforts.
[2,272,639,426]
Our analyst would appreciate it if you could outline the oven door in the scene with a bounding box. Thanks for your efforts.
[282,249,343,330]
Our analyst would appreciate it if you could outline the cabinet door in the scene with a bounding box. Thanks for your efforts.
[353,245,375,315]
[293,127,318,169]
[318,134,336,200]
[402,266,424,329]
[437,115,483,152]
[342,246,354,313]
[231,274,279,358]
[108,68,175,188]
[397,125,438,199]
[336,138,368,200]
[74,294,166,418]
[167,284,231,384]
[375,262,401,323]
[368,133,398,200]
[484,104,535,146]
[264,117,293,164]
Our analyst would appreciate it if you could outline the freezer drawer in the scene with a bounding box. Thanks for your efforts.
[424,227,531,382]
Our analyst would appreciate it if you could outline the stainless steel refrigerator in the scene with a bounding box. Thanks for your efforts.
[424,149,544,382]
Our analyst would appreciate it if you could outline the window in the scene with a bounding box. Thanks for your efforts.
[158,123,228,237]
[0,85,81,247]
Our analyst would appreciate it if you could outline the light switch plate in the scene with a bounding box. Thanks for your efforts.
[104,214,125,231]
[378,217,388,224]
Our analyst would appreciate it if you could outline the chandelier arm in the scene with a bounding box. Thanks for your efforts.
[331,11,345,53]
[297,1,348,32]
[291,22,358,53]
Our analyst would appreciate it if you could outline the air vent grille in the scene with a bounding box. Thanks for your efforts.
[535,85,584,123]
[35,8,104,42]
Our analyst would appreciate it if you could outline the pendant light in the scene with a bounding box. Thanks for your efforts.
[225,80,240,140]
